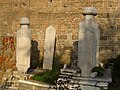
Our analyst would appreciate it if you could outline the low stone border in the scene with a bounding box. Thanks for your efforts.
[18,80,56,90]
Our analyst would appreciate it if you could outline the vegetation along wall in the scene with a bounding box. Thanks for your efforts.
[0,0,120,69]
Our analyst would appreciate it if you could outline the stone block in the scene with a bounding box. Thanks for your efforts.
[81,86,100,90]
[108,2,118,7]
[93,2,104,8]
[81,2,92,7]
[91,72,97,78]
[38,13,50,20]
[58,35,67,40]
[79,81,97,86]
[96,82,108,87]
[98,13,108,18]
[72,35,78,40]
[61,68,80,73]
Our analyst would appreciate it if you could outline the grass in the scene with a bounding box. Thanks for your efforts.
[32,68,60,85]
[32,55,63,85]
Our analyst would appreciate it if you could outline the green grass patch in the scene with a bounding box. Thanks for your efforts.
[32,54,64,85]
[32,69,60,85]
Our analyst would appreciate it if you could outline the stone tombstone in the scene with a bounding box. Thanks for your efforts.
[43,25,56,70]
[78,7,100,77]
[16,17,31,73]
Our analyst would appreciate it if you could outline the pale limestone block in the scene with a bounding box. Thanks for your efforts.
[79,81,97,86]
[83,7,97,16]
[81,86,100,90]
[16,17,31,73]
[96,82,108,87]
[43,25,56,70]
[91,72,97,78]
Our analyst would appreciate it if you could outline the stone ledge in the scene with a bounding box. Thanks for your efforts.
[72,76,112,82]
[19,80,56,89]
[8,87,18,90]
[19,80,50,88]
[57,68,112,89]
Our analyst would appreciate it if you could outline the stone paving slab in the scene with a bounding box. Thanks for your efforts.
[8,87,18,90]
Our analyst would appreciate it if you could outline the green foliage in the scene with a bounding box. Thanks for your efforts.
[32,54,64,85]
[92,66,105,76]
[32,69,59,85]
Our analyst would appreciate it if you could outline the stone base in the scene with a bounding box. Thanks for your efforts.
[19,80,56,90]
[60,68,81,76]
[1,70,34,89]
[57,69,112,90]
[81,86,100,90]
[61,68,80,73]
[8,87,18,90]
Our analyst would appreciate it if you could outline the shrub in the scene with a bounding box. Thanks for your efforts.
[32,69,59,85]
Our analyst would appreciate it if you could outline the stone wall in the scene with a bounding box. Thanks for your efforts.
[0,0,120,65]
[0,36,16,80]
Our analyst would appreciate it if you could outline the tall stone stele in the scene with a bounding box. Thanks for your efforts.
[78,7,100,77]
[43,25,56,70]
[16,17,31,73]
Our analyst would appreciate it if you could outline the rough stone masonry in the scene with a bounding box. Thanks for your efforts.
[0,0,119,66]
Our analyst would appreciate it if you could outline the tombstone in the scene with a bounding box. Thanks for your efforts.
[57,7,112,90]
[16,17,31,73]
[43,25,56,70]
[78,7,100,77]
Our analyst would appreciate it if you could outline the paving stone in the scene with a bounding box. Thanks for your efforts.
[96,82,108,87]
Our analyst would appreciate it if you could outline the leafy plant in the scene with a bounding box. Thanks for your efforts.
[32,69,59,85]
[32,54,64,85]
[92,66,105,76]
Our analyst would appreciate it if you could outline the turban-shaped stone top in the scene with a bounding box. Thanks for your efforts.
[83,7,97,16]
[20,17,30,25]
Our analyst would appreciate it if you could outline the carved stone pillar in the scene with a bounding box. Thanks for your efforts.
[78,7,100,77]
[16,17,31,73]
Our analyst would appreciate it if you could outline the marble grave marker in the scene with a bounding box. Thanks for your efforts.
[43,25,56,70]
[78,7,100,77]
[16,17,31,73]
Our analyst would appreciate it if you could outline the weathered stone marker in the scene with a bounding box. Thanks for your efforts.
[16,17,31,73]
[78,7,100,77]
[43,25,56,70]
[57,7,111,90]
